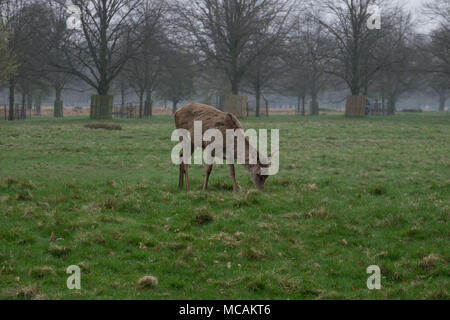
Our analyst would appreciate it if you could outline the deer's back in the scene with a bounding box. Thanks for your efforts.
[175,103,242,135]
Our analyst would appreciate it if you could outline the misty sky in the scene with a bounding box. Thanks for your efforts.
[399,0,437,32]
[409,0,427,8]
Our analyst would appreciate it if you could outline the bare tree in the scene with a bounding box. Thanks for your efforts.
[53,0,145,119]
[123,0,167,118]
[424,0,450,33]
[17,2,55,118]
[429,73,449,111]
[283,36,309,115]
[176,0,292,95]
[0,0,38,120]
[44,1,77,117]
[300,17,331,115]
[0,22,16,86]
[124,33,163,118]
[313,0,397,96]
[423,1,450,77]
[282,13,332,116]
[157,47,196,114]
[420,0,449,110]
[372,9,418,115]
[243,28,288,117]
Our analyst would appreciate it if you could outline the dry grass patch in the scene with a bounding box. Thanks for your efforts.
[28,266,56,278]
[138,275,158,288]
[84,123,122,131]
[48,244,71,257]
[2,285,44,300]
[194,207,214,225]
[242,247,266,260]
[420,253,440,270]
[305,207,331,219]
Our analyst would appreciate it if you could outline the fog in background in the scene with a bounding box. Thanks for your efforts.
[0,0,448,114]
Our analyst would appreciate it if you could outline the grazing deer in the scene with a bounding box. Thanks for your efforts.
[175,103,271,191]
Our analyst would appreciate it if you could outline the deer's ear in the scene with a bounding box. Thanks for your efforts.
[262,152,276,165]
[267,151,277,163]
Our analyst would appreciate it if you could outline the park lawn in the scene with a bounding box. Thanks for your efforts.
[0,113,448,300]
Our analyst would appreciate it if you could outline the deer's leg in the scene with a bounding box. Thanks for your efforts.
[228,164,240,192]
[179,150,185,189]
[203,164,213,191]
[184,163,190,190]
[184,145,195,191]
[179,163,185,188]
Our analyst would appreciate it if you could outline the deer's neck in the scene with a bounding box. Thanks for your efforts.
[240,139,263,171]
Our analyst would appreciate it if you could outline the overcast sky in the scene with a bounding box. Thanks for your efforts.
[409,0,427,9]
[399,0,437,32]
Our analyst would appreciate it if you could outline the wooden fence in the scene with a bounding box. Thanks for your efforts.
[2,104,31,120]
[368,103,386,115]
[112,104,139,118]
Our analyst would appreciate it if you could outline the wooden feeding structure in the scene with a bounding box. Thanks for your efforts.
[224,95,248,118]
[345,95,367,117]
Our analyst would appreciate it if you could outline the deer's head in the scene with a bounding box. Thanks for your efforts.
[248,153,274,191]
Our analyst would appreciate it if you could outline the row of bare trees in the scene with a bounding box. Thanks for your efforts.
[0,0,448,120]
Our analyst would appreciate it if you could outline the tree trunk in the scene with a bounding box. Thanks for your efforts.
[387,97,396,116]
[21,92,26,119]
[172,100,178,115]
[363,81,369,97]
[36,94,41,116]
[120,84,126,115]
[350,81,361,96]
[144,90,152,117]
[231,77,240,95]
[90,94,113,119]
[439,92,446,112]
[144,99,152,117]
[310,93,319,116]
[255,87,261,117]
[8,77,15,121]
[263,96,269,117]
[54,100,63,117]
[54,87,63,117]
[138,93,144,118]
[301,95,306,116]
[27,93,33,111]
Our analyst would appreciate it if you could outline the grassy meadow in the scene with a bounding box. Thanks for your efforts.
[0,112,449,300]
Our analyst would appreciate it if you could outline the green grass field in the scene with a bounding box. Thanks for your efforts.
[0,113,449,300]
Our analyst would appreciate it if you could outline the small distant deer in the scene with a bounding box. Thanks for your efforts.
[175,103,271,191]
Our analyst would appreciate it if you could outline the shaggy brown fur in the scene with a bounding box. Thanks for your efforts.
[175,103,269,191]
